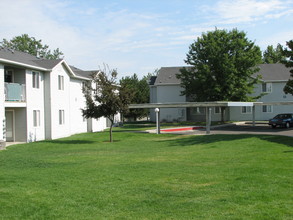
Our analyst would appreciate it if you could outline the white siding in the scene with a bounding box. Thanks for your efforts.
[0,64,4,141]
[25,70,45,142]
[69,78,88,134]
[90,117,108,132]
[49,63,71,139]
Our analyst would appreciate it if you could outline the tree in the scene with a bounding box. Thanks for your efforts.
[82,65,132,142]
[120,73,150,121]
[263,44,284,63]
[177,28,262,121]
[1,34,63,59]
[282,40,293,95]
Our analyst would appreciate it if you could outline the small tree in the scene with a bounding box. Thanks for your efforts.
[82,66,132,142]
[120,73,150,121]
[282,40,293,95]
[177,28,262,122]
[263,44,284,63]
[1,34,63,59]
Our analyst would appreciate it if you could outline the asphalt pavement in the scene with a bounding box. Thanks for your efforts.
[161,123,293,137]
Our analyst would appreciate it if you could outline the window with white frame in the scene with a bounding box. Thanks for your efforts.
[214,107,221,114]
[32,72,40,88]
[58,75,64,90]
[262,83,272,93]
[262,105,273,113]
[33,110,40,127]
[59,110,65,125]
[241,106,252,114]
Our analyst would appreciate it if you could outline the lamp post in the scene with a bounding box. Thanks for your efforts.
[155,108,160,134]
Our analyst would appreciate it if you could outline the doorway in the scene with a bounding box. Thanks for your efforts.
[5,111,14,142]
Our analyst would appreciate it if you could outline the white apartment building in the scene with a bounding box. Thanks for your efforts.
[0,47,111,144]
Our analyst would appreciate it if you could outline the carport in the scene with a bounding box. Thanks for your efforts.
[129,101,293,135]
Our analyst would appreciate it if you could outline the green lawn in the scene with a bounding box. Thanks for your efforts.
[0,131,292,219]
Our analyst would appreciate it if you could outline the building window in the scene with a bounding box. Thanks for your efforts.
[58,75,64,90]
[262,83,272,93]
[241,106,252,114]
[262,105,273,113]
[5,70,14,83]
[33,110,40,127]
[214,107,221,114]
[32,72,40,88]
[191,107,205,115]
[59,110,65,125]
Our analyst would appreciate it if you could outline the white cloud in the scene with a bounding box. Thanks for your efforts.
[209,0,292,24]
[258,30,293,49]
[0,0,292,77]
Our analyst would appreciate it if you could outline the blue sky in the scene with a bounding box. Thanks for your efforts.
[0,0,292,78]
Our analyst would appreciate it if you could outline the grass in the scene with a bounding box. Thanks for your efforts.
[0,130,292,219]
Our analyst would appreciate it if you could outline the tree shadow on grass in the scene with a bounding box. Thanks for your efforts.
[158,134,293,148]
[43,140,96,145]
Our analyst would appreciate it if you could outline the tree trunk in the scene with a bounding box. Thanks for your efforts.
[109,119,114,142]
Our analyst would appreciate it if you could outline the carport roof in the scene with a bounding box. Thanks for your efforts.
[129,101,259,109]
[129,101,293,109]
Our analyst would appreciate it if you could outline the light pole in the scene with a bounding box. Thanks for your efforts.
[155,108,160,134]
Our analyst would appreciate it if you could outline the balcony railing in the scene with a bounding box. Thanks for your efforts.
[5,83,26,102]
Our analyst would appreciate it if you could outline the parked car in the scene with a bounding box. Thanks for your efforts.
[268,113,293,128]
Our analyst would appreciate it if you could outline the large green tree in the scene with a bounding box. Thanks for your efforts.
[1,34,63,59]
[82,66,132,142]
[282,40,293,95]
[120,73,150,121]
[262,44,284,63]
[177,28,262,121]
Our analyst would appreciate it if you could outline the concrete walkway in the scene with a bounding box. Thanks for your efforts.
[0,142,25,150]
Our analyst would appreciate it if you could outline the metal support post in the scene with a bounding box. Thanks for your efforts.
[206,107,212,135]
[155,108,160,134]
[252,105,256,126]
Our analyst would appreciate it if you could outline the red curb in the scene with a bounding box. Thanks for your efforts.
[161,127,204,132]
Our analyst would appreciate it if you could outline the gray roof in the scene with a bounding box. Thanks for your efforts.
[256,64,291,81]
[0,47,64,70]
[154,67,185,85]
[32,59,63,69]
[70,65,98,79]
[0,47,94,79]
[154,64,291,85]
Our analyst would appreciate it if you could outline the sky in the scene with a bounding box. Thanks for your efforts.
[0,0,292,78]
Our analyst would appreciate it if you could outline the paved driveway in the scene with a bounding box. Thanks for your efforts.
[166,124,293,137]
[210,124,293,137]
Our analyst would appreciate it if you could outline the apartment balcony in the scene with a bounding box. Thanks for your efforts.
[5,83,26,107]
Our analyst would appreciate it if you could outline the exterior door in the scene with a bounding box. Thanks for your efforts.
[5,111,14,142]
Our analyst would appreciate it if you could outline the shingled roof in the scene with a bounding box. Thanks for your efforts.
[0,47,93,79]
[70,65,98,79]
[154,64,291,85]
[0,47,51,69]
[256,64,291,81]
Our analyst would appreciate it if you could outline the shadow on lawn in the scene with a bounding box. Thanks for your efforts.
[44,140,96,145]
[159,134,293,148]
